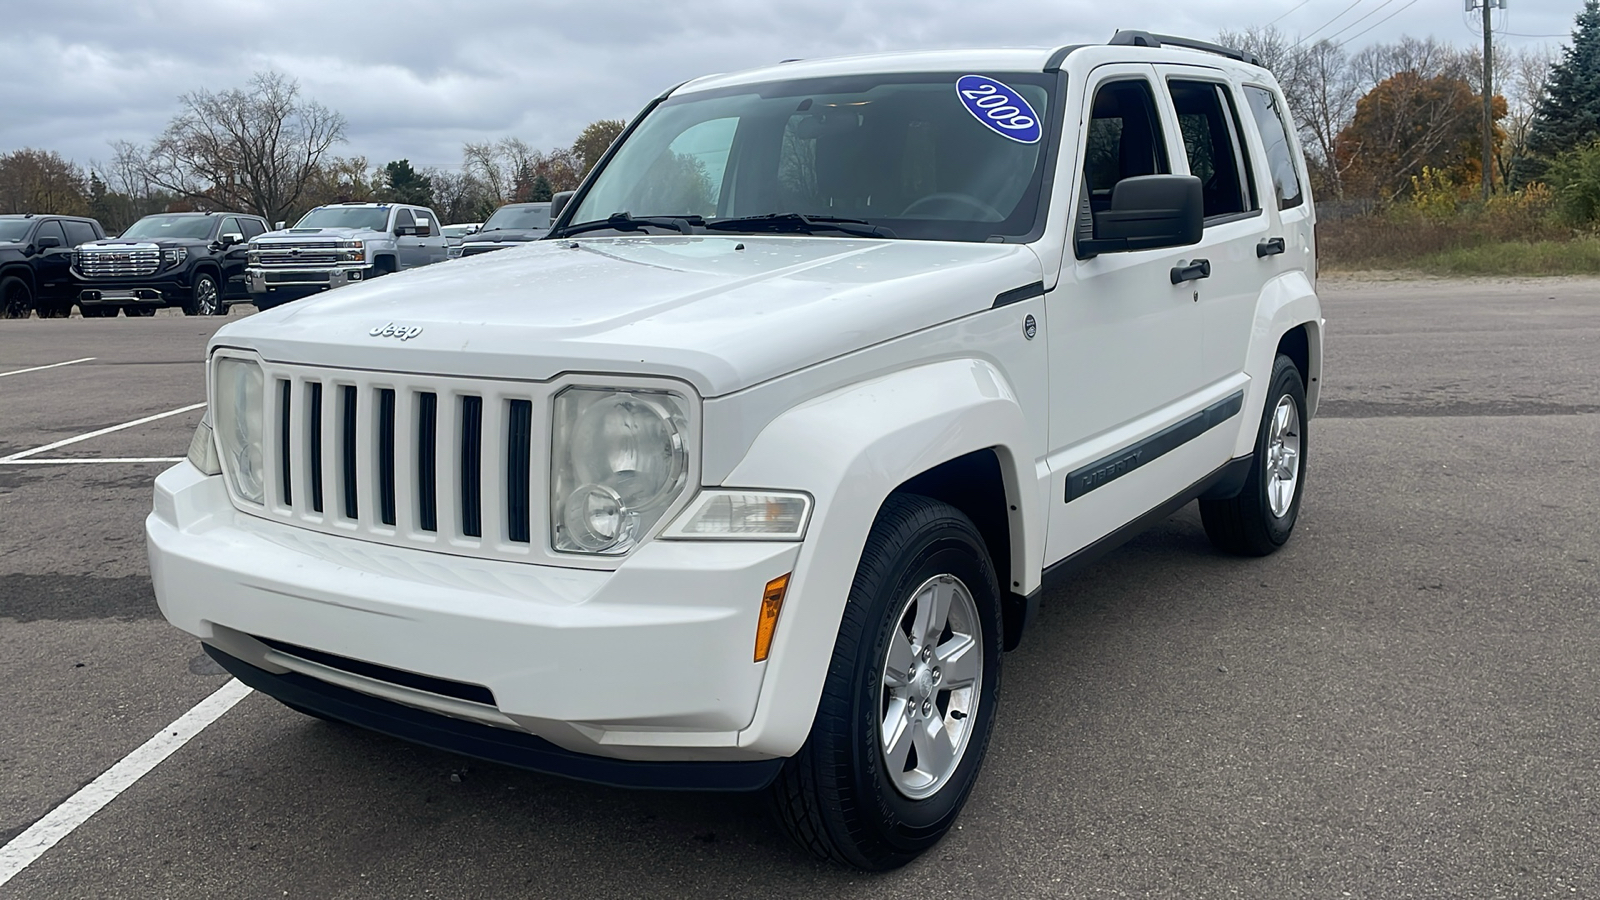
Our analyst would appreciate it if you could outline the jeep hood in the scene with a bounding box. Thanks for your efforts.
[214,236,1043,397]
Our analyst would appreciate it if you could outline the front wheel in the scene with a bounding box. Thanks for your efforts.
[184,272,221,316]
[1200,354,1308,555]
[1,276,32,319]
[770,494,1002,870]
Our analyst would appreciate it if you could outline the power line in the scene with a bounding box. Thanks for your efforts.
[1337,0,1422,46]
[1267,0,1316,26]
[1324,0,1402,43]
[1295,0,1366,46]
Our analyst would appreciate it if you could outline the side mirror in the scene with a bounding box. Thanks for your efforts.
[394,224,416,237]
[1077,175,1203,258]
[274,221,286,230]
[220,232,244,247]
[36,236,63,250]
[550,191,575,220]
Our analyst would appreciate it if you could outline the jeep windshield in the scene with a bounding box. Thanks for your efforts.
[481,204,551,231]
[293,207,390,231]
[120,216,216,240]
[564,72,1057,242]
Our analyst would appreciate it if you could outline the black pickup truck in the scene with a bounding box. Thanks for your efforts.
[73,212,269,316]
[0,214,106,318]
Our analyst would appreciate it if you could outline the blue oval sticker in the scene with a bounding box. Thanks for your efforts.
[956,75,1042,144]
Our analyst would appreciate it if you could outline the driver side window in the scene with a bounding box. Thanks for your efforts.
[393,208,415,234]
[1077,78,1170,244]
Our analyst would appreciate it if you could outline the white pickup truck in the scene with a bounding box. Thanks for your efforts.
[149,31,1322,870]
[245,202,448,309]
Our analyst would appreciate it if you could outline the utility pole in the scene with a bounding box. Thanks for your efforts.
[1469,0,1505,200]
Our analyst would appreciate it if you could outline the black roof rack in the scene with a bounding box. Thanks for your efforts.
[1107,30,1262,67]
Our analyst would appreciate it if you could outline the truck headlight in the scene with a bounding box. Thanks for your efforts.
[551,387,690,554]
[162,247,188,268]
[213,357,266,506]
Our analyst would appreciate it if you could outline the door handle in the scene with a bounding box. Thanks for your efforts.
[1170,259,1211,285]
[1257,237,1286,257]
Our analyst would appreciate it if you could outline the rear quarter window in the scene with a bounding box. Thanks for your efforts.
[1244,86,1304,210]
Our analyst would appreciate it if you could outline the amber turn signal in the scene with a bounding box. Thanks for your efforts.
[754,573,791,662]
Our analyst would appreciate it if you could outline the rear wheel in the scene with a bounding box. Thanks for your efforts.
[1200,354,1308,555]
[770,494,1002,870]
[1,277,32,318]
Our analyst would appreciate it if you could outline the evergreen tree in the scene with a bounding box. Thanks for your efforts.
[383,159,434,206]
[529,174,553,203]
[1526,0,1600,160]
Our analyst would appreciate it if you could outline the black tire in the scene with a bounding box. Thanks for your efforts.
[184,272,222,316]
[1200,354,1308,556]
[770,494,1003,871]
[369,258,395,279]
[37,301,71,319]
[1,276,32,319]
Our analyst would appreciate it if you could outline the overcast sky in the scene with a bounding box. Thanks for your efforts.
[1,0,1585,175]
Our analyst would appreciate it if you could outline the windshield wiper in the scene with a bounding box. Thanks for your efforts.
[553,211,704,238]
[705,213,896,239]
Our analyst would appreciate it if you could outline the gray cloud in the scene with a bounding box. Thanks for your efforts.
[0,0,1583,172]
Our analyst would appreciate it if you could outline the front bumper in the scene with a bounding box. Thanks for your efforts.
[146,461,801,770]
[246,265,364,293]
[77,272,188,307]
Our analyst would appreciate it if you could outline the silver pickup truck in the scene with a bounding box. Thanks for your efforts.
[246,202,448,309]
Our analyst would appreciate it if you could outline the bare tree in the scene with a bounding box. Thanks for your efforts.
[1497,45,1557,187]
[117,71,346,222]
[0,149,89,215]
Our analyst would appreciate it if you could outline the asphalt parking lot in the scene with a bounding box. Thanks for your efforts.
[2,279,1597,899]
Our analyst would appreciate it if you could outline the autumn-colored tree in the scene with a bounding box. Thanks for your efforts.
[1334,70,1503,200]
[572,119,626,177]
[0,149,89,215]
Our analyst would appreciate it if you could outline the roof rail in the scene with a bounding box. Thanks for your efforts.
[1108,30,1262,68]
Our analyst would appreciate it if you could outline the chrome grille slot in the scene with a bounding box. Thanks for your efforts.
[341,385,359,520]
[278,380,293,506]
[507,400,533,544]
[377,389,397,527]
[417,392,438,532]
[460,396,483,539]
[77,246,160,278]
[308,383,324,514]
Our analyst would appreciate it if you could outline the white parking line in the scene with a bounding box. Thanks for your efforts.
[0,457,185,466]
[0,679,253,887]
[0,403,205,462]
[0,357,96,378]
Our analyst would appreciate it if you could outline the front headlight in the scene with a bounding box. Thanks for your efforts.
[246,250,260,264]
[338,240,364,262]
[162,247,188,268]
[551,387,690,554]
[213,356,266,505]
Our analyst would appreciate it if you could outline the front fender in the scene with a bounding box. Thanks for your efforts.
[724,357,1040,757]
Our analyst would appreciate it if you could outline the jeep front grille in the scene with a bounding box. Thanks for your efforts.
[77,247,160,278]
[257,365,542,563]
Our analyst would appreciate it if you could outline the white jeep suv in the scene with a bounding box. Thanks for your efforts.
[149,31,1322,870]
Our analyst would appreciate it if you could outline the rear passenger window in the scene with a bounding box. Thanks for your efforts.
[1168,80,1256,220]
[63,220,98,246]
[1244,86,1304,210]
